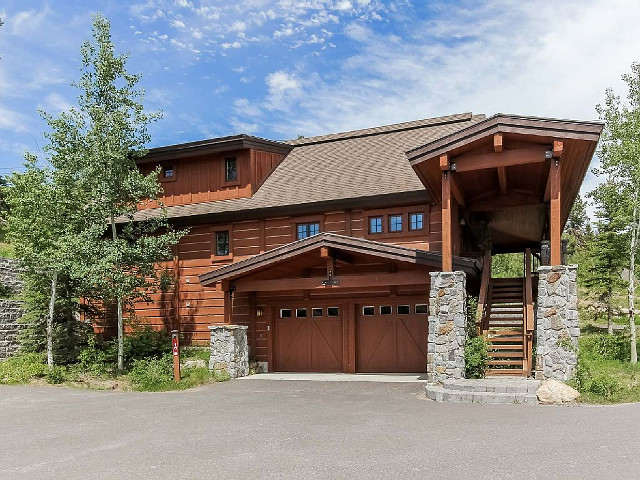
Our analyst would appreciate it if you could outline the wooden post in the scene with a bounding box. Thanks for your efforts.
[442,170,453,271]
[549,159,562,266]
[171,330,181,382]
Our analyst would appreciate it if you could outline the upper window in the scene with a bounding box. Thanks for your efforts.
[225,157,237,182]
[297,222,320,240]
[369,216,383,234]
[389,215,403,232]
[215,231,230,256]
[162,166,174,179]
[410,213,424,231]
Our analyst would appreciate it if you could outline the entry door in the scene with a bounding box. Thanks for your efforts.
[274,305,344,372]
[356,303,428,373]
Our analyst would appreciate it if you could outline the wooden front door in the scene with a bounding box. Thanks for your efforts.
[356,303,428,373]
[274,305,344,372]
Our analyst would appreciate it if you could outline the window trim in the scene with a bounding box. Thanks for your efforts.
[364,206,429,240]
[388,214,403,232]
[221,154,241,187]
[369,216,383,234]
[296,221,321,240]
[409,212,425,232]
[158,163,177,183]
[211,225,233,262]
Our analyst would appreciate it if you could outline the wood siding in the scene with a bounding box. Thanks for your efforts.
[139,148,286,210]
[126,203,442,350]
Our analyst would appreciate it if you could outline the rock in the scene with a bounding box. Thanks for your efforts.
[547,272,561,283]
[182,359,207,369]
[536,379,580,404]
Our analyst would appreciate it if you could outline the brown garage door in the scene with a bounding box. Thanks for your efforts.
[274,306,343,372]
[356,303,428,373]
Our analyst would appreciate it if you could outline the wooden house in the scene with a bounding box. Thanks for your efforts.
[123,112,602,377]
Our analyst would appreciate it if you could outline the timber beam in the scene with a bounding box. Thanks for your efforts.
[320,246,354,265]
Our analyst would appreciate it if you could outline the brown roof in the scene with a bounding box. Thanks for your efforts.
[132,112,484,222]
[198,232,480,286]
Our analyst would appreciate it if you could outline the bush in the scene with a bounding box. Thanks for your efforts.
[123,326,171,364]
[45,365,67,384]
[128,354,174,391]
[580,333,630,362]
[0,353,47,384]
[465,336,489,379]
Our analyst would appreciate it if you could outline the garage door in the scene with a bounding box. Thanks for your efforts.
[356,303,428,373]
[274,306,343,372]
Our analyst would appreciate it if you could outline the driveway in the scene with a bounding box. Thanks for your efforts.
[1,379,638,479]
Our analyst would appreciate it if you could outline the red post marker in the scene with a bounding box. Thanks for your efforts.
[171,330,181,382]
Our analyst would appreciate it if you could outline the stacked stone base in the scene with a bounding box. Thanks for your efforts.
[0,300,25,361]
[425,378,540,404]
[209,324,249,378]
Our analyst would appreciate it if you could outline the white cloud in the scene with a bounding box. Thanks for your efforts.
[221,41,242,49]
[234,98,262,118]
[40,93,73,113]
[171,19,186,28]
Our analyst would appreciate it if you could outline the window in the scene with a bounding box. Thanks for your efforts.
[225,157,237,182]
[415,304,428,314]
[369,216,383,234]
[389,215,403,232]
[397,305,411,315]
[312,308,323,317]
[410,213,424,231]
[362,306,375,316]
[296,308,307,318]
[280,309,292,318]
[215,231,229,256]
[162,166,174,178]
[297,222,320,240]
[380,305,392,315]
[327,307,339,317]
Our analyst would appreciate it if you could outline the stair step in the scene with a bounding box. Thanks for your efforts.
[487,328,523,334]
[486,369,525,376]
[425,384,538,404]
[489,359,524,366]
[488,344,523,350]
[489,351,524,358]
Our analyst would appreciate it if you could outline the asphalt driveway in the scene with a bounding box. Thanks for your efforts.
[1,379,639,479]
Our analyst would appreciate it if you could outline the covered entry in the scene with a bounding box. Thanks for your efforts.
[199,233,479,373]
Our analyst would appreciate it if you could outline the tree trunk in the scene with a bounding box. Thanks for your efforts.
[47,271,57,368]
[629,202,638,364]
[607,304,613,335]
[110,214,124,371]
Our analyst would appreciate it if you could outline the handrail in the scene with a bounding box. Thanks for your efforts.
[523,248,535,376]
[476,250,492,333]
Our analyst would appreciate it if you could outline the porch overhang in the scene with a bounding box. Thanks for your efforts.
[198,232,480,288]
[406,113,603,267]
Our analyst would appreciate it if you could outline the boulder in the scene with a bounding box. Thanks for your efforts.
[536,379,580,404]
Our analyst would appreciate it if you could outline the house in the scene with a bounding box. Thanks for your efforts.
[123,112,602,381]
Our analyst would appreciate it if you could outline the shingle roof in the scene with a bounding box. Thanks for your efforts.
[131,112,484,222]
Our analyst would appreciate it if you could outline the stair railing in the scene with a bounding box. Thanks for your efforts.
[476,250,492,333]
[523,248,535,376]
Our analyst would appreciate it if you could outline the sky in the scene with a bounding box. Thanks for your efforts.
[1,0,640,201]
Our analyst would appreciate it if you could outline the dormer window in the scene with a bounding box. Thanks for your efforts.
[162,166,174,178]
[225,157,237,182]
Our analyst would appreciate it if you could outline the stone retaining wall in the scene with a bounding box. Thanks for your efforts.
[0,300,25,360]
[209,324,249,378]
[535,265,578,381]
[0,259,25,361]
[427,271,467,384]
[0,258,24,295]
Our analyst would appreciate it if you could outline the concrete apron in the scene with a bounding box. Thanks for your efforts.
[239,372,429,383]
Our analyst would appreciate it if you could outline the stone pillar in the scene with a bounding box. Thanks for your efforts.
[535,265,578,381]
[427,271,467,384]
[208,324,249,378]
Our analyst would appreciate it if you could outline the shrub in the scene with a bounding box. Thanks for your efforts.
[584,374,621,399]
[465,336,489,379]
[0,353,47,384]
[128,354,174,391]
[45,365,67,384]
[580,333,630,362]
[122,326,171,365]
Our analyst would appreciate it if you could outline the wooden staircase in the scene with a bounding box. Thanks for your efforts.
[476,249,536,377]
[484,278,526,376]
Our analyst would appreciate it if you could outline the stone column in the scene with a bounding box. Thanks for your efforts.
[535,265,578,381]
[208,324,249,378]
[427,271,467,384]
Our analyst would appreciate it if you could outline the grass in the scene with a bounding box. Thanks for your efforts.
[0,242,15,258]
[571,332,640,404]
[0,345,227,392]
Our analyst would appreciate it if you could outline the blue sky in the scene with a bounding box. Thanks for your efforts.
[1,0,640,201]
